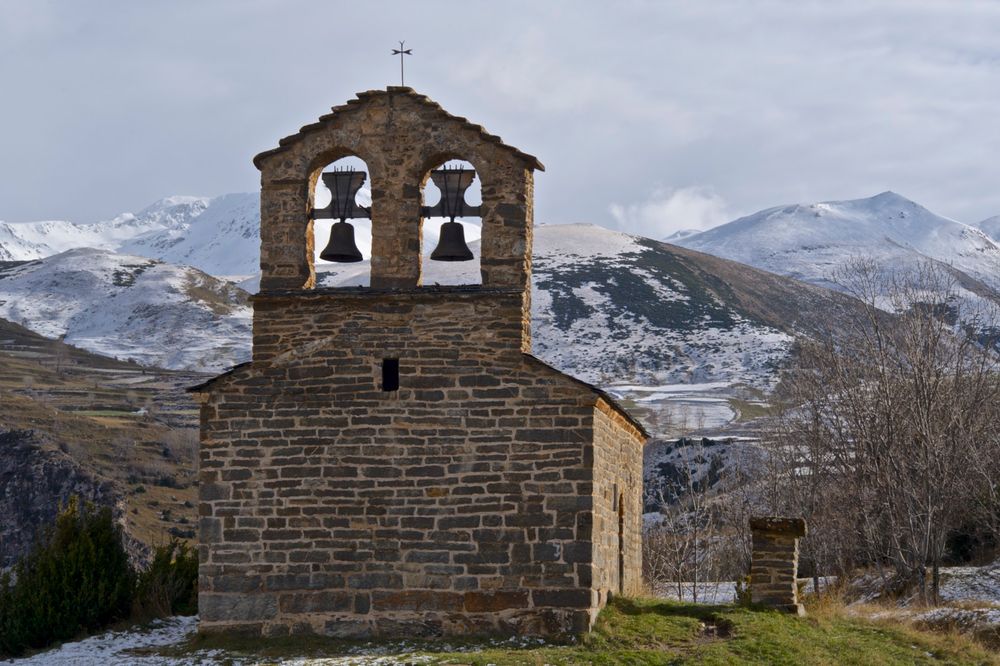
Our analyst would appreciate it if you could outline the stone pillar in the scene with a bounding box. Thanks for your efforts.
[749,516,807,615]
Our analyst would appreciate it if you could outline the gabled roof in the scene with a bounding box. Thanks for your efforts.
[252,87,545,171]
[522,353,650,440]
[187,361,251,393]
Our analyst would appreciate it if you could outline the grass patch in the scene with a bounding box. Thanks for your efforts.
[135,597,999,665]
[729,398,772,422]
[616,397,640,411]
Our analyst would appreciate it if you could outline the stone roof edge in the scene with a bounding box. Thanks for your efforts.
[252,87,545,172]
[521,353,650,440]
[187,361,252,393]
[252,285,524,302]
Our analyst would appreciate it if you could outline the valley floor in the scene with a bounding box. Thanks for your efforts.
[10,596,998,665]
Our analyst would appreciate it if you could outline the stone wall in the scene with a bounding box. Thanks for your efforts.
[196,288,644,637]
[250,287,528,364]
[590,404,645,605]
[749,516,807,615]
[254,88,541,293]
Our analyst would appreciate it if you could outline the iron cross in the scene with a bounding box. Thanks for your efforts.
[391,41,412,86]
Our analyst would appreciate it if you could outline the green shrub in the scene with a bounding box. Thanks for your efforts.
[132,539,198,620]
[0,498,135,657]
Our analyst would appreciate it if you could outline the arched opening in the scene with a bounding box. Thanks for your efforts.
[420,159,482,286]
[313,155,373,288]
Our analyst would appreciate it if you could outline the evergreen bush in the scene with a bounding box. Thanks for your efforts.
[132,539,198,620]
[0,498,135,656]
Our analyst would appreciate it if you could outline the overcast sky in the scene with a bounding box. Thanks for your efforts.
[2,0,999,237]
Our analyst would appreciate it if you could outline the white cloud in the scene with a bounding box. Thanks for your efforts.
[609,187,732,239]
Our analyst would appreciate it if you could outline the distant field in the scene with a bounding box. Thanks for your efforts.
[0,315,209,560]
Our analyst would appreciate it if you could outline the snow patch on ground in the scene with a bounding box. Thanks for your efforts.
[20,564,1000,661]
[7,616,556,665]
[7,616,204,665]
[938,560,1000,606]
[656,582,736,605]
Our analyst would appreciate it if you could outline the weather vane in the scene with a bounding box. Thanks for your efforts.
[391,40,412,86]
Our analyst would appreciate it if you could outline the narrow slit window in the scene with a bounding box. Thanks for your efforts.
[381,358,400,392]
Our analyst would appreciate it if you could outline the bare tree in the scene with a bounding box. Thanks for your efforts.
[644,437,743,602]
[765,259,1000,603]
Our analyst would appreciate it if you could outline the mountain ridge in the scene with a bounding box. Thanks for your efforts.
[677,191,1000,290]
[979,215,1000,244]
[3,189,996,389]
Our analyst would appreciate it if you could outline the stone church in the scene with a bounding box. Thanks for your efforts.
[191,87,648,638]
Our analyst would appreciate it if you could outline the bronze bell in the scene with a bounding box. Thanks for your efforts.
[319,221,363,263]
[430,221,474,262]
[425,166,478,262]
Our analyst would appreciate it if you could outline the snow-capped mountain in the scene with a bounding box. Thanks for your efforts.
[0,249,251,371]
[979,215,1000,244]
[0,196,210,262]
[531,226,793,387]
[119,193,260,276]
[0,187,371,279]
[676,191,1000,290]
[8,189,984,392]
[0,194,260,277]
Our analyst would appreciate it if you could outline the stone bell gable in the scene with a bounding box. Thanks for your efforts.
[192,88,648,639]
[253,87,543,293]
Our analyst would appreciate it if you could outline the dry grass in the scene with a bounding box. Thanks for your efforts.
[0,321,207,558]
[803,587,1000,658]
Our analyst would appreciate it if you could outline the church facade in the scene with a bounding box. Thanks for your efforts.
[191,88,647,638]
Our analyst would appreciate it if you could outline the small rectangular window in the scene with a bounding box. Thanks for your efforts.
[381,358,399,391]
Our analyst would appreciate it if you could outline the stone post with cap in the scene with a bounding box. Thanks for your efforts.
[749,516,807,615]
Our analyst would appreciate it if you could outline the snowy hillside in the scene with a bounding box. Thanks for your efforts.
[677,192,1000,290]
[0,249,251,371]
[530,225,791,387]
